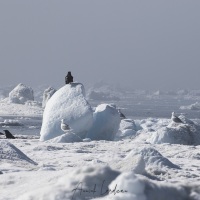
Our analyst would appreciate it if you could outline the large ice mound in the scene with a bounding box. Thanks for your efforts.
[40,83,93,141]
[9,83,34,104]
[87,104,120,141]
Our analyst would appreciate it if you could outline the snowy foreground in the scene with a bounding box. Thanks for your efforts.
[1,137,200,200]
[1,84,200,199]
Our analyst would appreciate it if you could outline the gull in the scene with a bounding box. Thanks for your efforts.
[171,112,183,123]
[61,119,70,132]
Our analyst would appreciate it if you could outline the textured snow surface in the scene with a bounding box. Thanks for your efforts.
[40,83,93,141]
[0,141,37,166]
[1,139,200,200]
[0,85,200,199]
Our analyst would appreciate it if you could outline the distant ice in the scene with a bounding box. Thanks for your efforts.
[180,102,200,110]
[9,83,34,104]
[42,87,56,108]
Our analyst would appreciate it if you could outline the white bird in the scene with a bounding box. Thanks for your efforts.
[61,119,70,132]
[171,112,183,123]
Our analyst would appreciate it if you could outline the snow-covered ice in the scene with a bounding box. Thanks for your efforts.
[40,83,93,141]
[87,104,120,141]
[42,86,57,108]
[0,84,200,199]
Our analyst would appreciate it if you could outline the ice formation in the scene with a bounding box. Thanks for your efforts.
[180,102,200,110]
[116,118,137,139]
[40,83,93,141]
[148,116,200,145]
[87,104,120,141]
[42,87,57,108]
[9,83,34,104]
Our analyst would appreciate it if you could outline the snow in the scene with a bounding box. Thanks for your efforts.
[8,83,34,104]
[0,102,42,117]
[40,83,93,141]
[0,141,37,166]
[87,104,120,141]
[47,130,82,143]
[1,84,200,199]
[148,116,200,145]
[1,139,200,200]
[42,87,57,108]
[97,172,200,200]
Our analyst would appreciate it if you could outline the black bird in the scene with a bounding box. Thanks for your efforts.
[3,130,15,139]
[118,109,126,119]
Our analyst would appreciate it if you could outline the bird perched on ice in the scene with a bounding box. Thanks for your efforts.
[118,109,126,119]
[3,130,15,139]
[61,119,70,132]
[171,112,183,123]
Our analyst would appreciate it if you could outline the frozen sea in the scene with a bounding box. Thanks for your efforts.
[3,92,200,137]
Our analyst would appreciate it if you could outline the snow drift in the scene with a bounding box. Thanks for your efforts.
[40,83,93,141]
[98,172,200,200]
[112,147,180,179]
[47,130,82,143]
[17,166,120,200]
[0,141,37,165]
[17,166,200,200]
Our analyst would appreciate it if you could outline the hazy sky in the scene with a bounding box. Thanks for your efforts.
[0,1,200,90]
